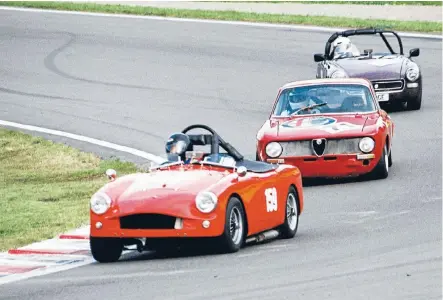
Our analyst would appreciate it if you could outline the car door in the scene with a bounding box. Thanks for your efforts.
[238,170,280,235]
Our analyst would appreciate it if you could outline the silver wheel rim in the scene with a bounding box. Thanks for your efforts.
[229,207,243,245]
[384,147,389,173]
[287,193,298,231]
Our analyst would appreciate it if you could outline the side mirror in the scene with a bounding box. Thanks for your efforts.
[236,166,247,177]
[105,169,117,181]
[409,48,420,57]
[314,53,325,62]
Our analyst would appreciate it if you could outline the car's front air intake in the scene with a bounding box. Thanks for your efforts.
[120,214,177,229]
[372,80,404,92]
[280,138,361,157]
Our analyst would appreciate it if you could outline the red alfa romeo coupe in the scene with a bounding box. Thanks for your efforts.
[256,78,394,180]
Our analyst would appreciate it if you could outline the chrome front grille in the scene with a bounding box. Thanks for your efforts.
[372,80,404,92]
[280,138,361,157]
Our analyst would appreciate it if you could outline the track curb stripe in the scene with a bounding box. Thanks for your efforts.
[59,234,90,240]
[0,265,46,274]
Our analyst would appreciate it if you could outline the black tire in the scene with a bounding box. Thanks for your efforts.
[370,144,389,180]
[388,145,393,167]
[279,185,300,239]
[90,237,123,263]
[406,87,422,110]
[391,101,407,111]
[217,196,246,253]
[404,75,422,110]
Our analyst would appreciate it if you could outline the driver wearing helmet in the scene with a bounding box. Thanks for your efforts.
[165,133,206,164]
[165,133,190,162]
[281,90,316,116]
[333,37,360,59]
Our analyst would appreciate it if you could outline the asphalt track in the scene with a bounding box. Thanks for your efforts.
[0,9,442,300]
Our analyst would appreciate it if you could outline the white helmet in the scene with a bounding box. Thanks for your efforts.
[333,37,360,59]
[288,91,310,111]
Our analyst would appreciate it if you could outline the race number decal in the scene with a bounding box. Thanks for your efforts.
[265,187,278,212]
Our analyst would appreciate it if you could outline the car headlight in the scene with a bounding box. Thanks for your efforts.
[330,70,348,78]
[406,63,420,81]
[359,137,375,153]
[90,192,112,215]
[195,191,218,213]
[265,142,283,158]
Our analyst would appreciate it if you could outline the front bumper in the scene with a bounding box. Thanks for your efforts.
[374,80,421,104]
[90,212,225,239]
[266,153,380,178]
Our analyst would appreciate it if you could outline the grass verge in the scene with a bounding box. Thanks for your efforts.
[0,128,139,252]
[0,1,441,33]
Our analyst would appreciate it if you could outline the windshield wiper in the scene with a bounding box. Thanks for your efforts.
[291,102,327,115]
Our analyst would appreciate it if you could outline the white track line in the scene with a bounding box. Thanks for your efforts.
[0,120,166,164]
[0,6,441,39]
[0,259,96,285]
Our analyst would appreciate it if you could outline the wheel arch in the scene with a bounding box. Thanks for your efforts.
[289,183,301,216]
[385,134,390,152]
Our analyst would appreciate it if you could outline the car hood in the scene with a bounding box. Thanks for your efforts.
[335,56,405,80]
[265,114,376,140]
[102,169,227,216]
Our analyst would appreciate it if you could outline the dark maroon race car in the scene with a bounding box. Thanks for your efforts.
[313,28,422,111]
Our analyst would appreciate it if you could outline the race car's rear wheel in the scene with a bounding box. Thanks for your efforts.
[279,185,299,239]
[90,237,123,263]
[218,196,246,253]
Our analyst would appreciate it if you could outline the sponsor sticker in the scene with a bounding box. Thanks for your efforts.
[282,116,337,128]
[321,122,362,133]
[281,117,361,133]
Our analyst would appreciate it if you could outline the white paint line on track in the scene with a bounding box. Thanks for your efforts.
[17,240,90,251]
[0,259,55,267]
[0,259,96,285]
[0,120,166,164]
[373,210,411,220]
[27,268,205,284]
[0,6,441,39]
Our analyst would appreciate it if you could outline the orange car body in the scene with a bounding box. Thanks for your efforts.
[256,78,394,178]
[90,162,304,240]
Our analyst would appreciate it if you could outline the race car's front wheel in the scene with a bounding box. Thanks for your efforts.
[218,196,246,253]
[90,237,123,263]
[279,185,299,239]
[406,78,422,110]
[370,144,389,180]
[406,90,422,110]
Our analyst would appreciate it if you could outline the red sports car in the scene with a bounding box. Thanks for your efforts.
[256,78,394,179]
[89,124,304,263]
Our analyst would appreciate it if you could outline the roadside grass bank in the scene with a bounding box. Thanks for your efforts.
[0,128,138,252]
[0,1,441,33]
[217,1,442,5]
